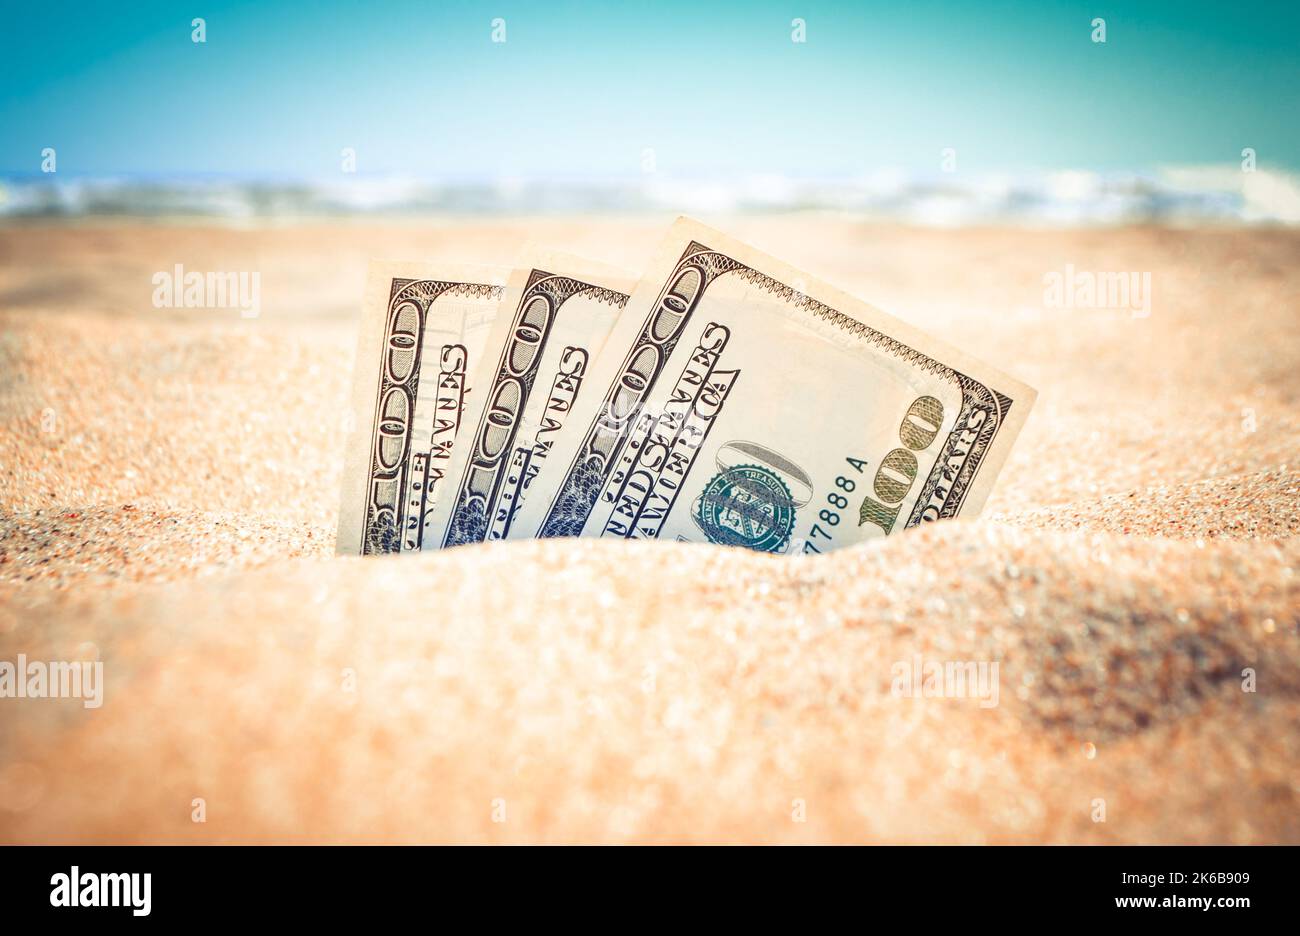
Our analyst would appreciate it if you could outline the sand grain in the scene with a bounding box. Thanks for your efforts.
[1,218,1297,842]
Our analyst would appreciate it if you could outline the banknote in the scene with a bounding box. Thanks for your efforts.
[425,251,634,548]
[507,217,1036,554]
[336,261,507,555]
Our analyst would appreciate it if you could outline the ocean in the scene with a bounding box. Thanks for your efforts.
[1,166,1296,225]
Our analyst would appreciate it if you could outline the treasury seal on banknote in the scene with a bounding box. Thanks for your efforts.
[696,464,796,553]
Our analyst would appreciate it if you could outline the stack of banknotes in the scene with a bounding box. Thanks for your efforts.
[337,217,1036,556]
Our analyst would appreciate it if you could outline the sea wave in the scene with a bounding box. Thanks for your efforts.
[1,167,1296,225]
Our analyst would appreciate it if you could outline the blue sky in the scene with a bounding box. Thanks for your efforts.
[1,0,1296,177]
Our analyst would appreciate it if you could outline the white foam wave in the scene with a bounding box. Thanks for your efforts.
[0,167,1294,225]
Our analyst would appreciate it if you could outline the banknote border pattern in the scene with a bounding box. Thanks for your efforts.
[441,271,628,548]
[539,241,1013,539]
[361,277,502,555]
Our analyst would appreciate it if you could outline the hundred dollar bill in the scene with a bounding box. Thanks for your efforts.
[508,217,1036,554]
[336,261,507,555]
[424,251,634,548]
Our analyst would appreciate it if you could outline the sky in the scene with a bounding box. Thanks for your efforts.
[1,0,1297,179]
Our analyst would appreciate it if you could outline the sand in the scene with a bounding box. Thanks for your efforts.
[1,217,1297,843]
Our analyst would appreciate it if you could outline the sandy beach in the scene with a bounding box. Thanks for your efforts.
[1,216,1297,843]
